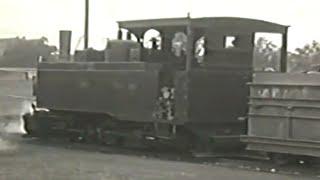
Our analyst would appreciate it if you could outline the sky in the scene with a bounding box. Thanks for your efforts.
[0,0,319,52]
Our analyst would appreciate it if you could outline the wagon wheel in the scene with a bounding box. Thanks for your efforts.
[269,153,292,165]
[296,156,318,167]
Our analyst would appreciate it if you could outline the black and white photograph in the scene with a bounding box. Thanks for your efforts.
[0,0,319,179]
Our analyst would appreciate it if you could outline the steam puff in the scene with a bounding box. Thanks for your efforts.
[18,100,33,134]
[0,100,31,152]
[0,100,31,134]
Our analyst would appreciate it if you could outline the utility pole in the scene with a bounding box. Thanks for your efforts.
[186,13,193,71]
[84,0,89,49]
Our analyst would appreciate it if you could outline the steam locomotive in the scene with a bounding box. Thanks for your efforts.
[23,17,320,162]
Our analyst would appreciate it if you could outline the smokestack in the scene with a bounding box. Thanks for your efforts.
[59,30,72,61]
[84,0,89,49]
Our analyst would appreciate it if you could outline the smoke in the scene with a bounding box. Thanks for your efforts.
[2,117,26,134]
[19,100,32,134]
[0,99,32,152]
[0,100,32,134]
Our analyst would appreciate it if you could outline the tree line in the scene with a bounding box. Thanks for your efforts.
[254,37,320,72]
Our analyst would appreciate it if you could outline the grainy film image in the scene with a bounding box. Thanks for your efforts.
[0,0,319,179]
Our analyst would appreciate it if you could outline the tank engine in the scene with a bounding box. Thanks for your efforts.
[23,17,289,152]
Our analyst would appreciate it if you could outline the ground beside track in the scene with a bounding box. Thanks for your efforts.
[0,133,317,180]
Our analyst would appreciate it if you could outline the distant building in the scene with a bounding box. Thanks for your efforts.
[0,37,57,68]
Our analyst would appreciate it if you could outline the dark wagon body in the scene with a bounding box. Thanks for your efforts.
[242,72,320,157]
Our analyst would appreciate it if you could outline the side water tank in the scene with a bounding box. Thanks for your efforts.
[105,40,141,62]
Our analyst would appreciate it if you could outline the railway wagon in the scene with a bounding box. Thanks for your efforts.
[23,17,288,151]
[0,69,34,120]
[242,72,320,160]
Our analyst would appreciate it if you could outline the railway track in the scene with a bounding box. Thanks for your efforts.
[18,135,320,179]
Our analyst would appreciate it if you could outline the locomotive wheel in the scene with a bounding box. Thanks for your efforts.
[97,128,125,146]
[84,125,98,143]
[101,134,124,146]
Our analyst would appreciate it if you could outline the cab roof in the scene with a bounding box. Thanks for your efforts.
[118,17,289,36]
